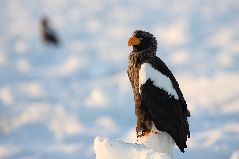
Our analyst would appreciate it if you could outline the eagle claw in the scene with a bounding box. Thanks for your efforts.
[137,129,151,138]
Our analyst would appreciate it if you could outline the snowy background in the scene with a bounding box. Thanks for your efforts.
[0,0,239,159]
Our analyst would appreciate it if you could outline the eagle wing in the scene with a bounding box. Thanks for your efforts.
[139,57,190,152]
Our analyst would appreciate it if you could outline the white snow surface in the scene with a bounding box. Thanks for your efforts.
[137,131,174,158]
[139,63,179,99]
[94,135,171,159]
[230,150,239,159]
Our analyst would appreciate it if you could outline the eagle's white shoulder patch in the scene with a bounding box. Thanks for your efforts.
[139,63,179,99]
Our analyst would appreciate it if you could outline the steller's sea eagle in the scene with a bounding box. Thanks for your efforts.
[127,30,190,152]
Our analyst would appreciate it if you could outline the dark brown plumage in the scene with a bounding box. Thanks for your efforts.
[127,30,190,152]
[40,17,59,46]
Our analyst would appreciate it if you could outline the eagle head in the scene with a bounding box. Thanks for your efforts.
[128,30,157,53]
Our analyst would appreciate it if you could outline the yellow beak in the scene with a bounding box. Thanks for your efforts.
[128,36,141,46]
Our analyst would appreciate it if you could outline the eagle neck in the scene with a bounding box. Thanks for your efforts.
[129,47,156,67]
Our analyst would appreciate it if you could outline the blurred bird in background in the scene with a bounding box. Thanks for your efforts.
[40,16,60,46]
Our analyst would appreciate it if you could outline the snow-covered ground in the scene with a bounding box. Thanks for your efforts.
[0,0,239,159]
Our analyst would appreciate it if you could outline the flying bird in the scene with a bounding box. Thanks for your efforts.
[127,30,190,152]
[40,17,60,46]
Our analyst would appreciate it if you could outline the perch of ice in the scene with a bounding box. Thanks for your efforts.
[94,132,174,159]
